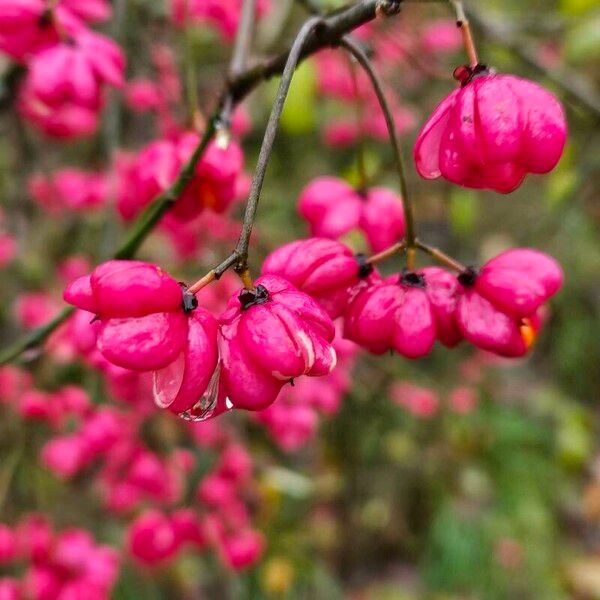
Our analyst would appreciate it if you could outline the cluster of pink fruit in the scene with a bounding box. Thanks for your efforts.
[0,364,267,573]
[61,240,562,423]
[116,131,246,224]
[0,516,119,600]
[62,261,338,420]
[54,56,567,421]
[127,440,264,571]
[14,29,249,261]
[0,0,124,138]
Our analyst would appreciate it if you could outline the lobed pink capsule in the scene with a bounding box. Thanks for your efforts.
[297,177,405,252]
[219,275,337,411]
[262,238,364,318]
[64,260,189,371]
[456,248,563,357]
[414,73,567,193]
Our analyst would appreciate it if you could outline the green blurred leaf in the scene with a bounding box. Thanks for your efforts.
[449,189,478,236]
[564,16,600,62]
[559,0,600,15]
[279,61,317,134]
[557,409,594,468]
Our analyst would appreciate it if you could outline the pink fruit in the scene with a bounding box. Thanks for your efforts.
[414,73,567,193]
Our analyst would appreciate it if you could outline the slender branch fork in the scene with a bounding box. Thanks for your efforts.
[0,0,403,365]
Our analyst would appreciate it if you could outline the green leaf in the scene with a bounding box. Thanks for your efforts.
[559,0,600,16]
[564,16,600,62]
[449,189,478,235]
[279,61,317,135]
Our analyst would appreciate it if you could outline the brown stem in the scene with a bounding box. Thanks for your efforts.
[221,0,257,130]
[188,270,217,295]
[451,0,478,67]
[416,241,466,272]
[340,37,417,251]
[367,241,406,265]
[236,268,255,290]
[226,0,403,103]
[233,16,324,272]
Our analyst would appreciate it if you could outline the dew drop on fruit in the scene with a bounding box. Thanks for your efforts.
[177,365,230,422]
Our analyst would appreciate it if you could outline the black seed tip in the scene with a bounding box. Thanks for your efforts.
[453,64,491,87]
[457,266,478,287]
[400,270,426,288]
[179,283,198,313]
[355,253,374,279]
[239,284,270,310]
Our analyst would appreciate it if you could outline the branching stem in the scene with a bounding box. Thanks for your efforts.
[0,0,404,365]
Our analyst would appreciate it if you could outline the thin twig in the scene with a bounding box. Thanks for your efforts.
[187,270,217,295]
[230,0,257,78]
[339,37,416,259]
[184,0,201,126]
[450,0,478,67]
[367,241,406,264]
[225,0,402,103]
[234,16,323,271]
[416,240,466,272]
[467,6,600,120]
[221,0,257,129]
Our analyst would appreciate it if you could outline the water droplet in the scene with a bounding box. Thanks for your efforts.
[153,352,185,408]
[177,365,231,422]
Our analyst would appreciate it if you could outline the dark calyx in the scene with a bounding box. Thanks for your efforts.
[453,64,490,87]
[400,270,426,288]
[38,9,53,27]
[355,253,374,279]
[179,283,198,313]
[457,266,478,287]
[239,284,270,311]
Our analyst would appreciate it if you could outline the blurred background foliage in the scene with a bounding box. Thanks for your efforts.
[1,0,600,598]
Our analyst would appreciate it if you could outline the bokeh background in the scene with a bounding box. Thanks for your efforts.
[1,0,600,598]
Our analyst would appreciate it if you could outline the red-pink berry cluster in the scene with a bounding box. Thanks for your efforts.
[0,363,267,573]
[297,179,405,253]
[28,170,109,214]
[270,237,562,360]
[0,515,119,600]
[0,0,125,138]
[116,132,245,223]
[62,260,339,421]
